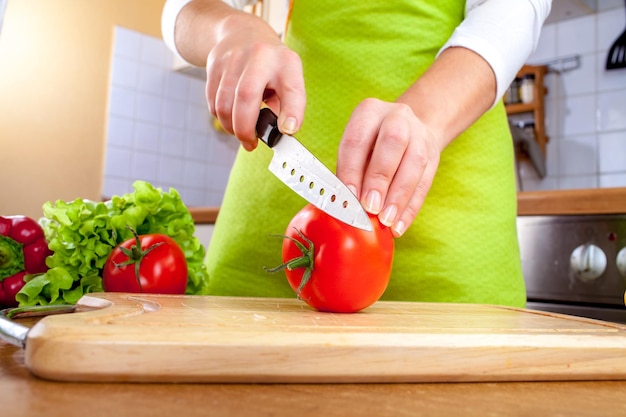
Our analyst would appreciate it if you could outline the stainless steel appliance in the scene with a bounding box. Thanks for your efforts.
[517,214,626,323]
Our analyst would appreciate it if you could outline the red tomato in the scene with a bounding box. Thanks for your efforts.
[278,204,394,313]
[102,234,188,294]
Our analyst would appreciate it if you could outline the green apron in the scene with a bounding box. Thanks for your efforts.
[204,0,526,307]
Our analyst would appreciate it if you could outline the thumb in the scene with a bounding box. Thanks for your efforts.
[278,114,300,136]
[275,81,306,136]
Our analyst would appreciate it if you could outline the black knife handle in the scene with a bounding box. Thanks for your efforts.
[256,108,283,148]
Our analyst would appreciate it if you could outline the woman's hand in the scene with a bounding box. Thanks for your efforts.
[336,99,442,238]
[205,13,306,151]
[337,47,498,238]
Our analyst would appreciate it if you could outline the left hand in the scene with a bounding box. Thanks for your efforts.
[336,98,442,238]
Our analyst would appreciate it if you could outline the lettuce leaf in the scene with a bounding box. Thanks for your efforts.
[17,181,209,306]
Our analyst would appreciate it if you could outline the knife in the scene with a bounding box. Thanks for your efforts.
[255,108,372,232]
[0,305,78,348]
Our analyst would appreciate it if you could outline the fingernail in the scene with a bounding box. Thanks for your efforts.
[242,141,256,152]
[365,190,382,214]
[380,205,398,227]
[346,184,359,198]
[282,117,297,134]
[392,220,406,237]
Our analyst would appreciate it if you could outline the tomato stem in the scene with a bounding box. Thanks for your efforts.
[113,226,163,291]
[264,228,314,297]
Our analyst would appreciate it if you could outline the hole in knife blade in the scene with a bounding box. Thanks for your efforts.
[277,161,351,211]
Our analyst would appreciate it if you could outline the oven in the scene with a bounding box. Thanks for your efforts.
[517,214,626,323]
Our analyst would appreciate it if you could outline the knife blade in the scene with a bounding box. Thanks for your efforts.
[255,108,373,232]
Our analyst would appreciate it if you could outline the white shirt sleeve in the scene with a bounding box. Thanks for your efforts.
[161,0,258,64]
[438,0,552,107]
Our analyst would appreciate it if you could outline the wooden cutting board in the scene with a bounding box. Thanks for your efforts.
[23,293,626,383]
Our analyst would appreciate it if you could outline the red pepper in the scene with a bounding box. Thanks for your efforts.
[0,215,53,307]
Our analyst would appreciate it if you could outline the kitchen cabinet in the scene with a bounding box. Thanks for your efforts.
[545,0,625,25]
[256,0,289,35]
[505,65,549,156]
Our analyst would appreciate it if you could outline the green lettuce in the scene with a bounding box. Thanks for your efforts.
[17,181,209,306]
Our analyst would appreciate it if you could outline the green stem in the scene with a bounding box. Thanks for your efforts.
[264,228,315,297]
[0,234,24,281]
[113,226,163,292]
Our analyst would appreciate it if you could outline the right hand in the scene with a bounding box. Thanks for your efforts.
[205,14,306,151]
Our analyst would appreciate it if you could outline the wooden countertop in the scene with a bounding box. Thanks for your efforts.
[188,188,626,224]
[2,318,626,417]
[517,187,626,216]
[188,206,220,224]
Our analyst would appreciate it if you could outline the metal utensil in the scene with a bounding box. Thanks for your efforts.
[255,108,372,232]
[606,0,626,70]
[0,315,28,348]
[0,305,77,348]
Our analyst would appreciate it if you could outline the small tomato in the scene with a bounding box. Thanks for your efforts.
[103,232,188,294]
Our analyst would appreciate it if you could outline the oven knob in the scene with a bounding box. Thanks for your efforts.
[617,248,626,277]
[570,244,607,282]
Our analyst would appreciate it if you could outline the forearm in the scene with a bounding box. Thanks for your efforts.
[172,0,273,67]
[398,46,496,151]
[164,0,305,144]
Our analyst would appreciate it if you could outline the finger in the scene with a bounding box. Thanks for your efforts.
[336,99,385,200]
[273,49,306,136]
[376,120,430,227]
[231,47,278,149]
[205,49,222,118]
[360,105,413,215]
[390,150,439,238]
[207,51,243,138]
[213,76,238,137]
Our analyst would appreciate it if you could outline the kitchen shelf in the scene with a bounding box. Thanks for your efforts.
[505,102,535,114]
[505,65,549,155]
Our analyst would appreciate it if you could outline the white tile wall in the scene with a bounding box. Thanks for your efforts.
[521,5,626,191]
[103,27,239,207]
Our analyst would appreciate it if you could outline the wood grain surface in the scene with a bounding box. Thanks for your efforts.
[2,338,626,417]
[21,293,626,383]
[517,187,626,215]
[4,300,626,417]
